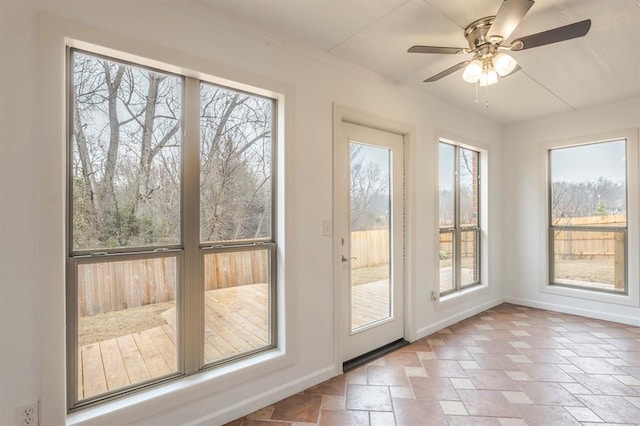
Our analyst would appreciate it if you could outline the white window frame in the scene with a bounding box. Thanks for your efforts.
[436,135,489,305]
[66,48,279,411]
[540,129,640,307]
[38,15,295,425]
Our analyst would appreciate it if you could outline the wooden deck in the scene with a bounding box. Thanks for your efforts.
[78,323,177,400]
[78,281,389,400]
[78,284,269,400]
[351,280,390,330]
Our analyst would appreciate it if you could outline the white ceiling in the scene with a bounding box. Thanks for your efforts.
[167,1,640,124]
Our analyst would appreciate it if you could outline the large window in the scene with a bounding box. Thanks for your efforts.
[67,49,276,409]
[438,141,481,296]
[549,140,627,293]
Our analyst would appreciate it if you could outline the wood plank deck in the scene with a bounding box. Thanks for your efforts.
[351,280,390,330]
[78,281,388,400]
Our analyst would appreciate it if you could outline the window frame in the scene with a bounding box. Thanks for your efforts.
[541,129,640,307]
[66,48,279,411]
[548,140,628,294]
[438,140,482,297]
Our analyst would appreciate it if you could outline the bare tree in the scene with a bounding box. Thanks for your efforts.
[458,148,479,226]
[199,85,272,242]
[350,144,389,231]
[551,177,625,224]
[72,52,273,250]
[72,52,181,249]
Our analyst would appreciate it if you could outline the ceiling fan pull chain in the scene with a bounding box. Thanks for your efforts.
[475,81,479,104]
[485,84,490,108]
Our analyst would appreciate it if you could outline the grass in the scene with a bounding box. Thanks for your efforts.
[352,264,389,285]
[78,301,175,346]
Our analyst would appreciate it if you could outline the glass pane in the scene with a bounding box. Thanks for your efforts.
[76,256,178,401]
[461,230,479,287]
[459,148,479,228]
[439,232,454,293]
[200,83,273,243]
[203,249,271,364]
[71,51,182,251]
[552,230,625,292]
[439,143,455,228]
[550,140,626,226]
[350,143,391,331]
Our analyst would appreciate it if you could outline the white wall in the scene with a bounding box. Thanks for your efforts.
[1,1,504,425]
[503,98,640,325]
[0,0,40,422]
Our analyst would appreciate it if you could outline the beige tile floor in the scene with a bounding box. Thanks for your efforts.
[226,303,640,425]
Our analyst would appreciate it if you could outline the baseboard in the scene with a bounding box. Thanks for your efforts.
[414,297,505,340]
[504,297,640,327]
[192,365,339,425]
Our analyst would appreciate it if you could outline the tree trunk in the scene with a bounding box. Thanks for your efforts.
[97,62,125,243]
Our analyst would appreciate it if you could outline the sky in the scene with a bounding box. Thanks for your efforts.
[551,139,626,183]
[437,139,627,192]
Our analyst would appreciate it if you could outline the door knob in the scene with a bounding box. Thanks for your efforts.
[341,255,357,263]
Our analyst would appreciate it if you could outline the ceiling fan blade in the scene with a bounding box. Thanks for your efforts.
[408,45,466,54]
[510,19,591,51]
[424,61,470,82]
[487,0,535,42]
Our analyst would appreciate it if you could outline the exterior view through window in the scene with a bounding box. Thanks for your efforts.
[350,143,392,330]
[549,140,627,293]
[68,49,276,409]
[438,141,480,296]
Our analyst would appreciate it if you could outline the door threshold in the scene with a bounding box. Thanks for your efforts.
[342,338,409,373]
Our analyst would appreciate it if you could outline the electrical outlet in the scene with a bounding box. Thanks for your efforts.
[16,402,39,426]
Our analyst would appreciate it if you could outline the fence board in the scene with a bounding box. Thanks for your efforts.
[78,216,624,316]
[553,215,626,259]
[351,229,389,267]
[78,251,269,316]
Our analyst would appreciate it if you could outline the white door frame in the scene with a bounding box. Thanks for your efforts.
[332,104,417,371]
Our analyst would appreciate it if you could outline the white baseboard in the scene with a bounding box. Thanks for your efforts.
[504,297,640,327]
[191,365,339,425]
[414,297,505,340]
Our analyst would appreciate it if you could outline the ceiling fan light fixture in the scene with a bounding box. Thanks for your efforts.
[462,59,483,83]
[409,1,592,94]
[493,52,517,76]
[479,68,499,86]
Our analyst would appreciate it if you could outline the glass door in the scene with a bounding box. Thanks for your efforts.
[338,122,404,361]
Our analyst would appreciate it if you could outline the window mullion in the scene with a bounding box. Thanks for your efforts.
[454,146,462,291]
[183,77,203,374]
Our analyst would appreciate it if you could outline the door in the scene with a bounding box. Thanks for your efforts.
[338,121,404,361]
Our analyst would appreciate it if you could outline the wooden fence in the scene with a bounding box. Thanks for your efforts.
[203,250,268,289]
[438,232,477,258]
[351,229,389,268]
[553,214,625,259]
[78,250,268,316]
[78,258,177,317]
[78,216,625,316]
[79,232,386,316]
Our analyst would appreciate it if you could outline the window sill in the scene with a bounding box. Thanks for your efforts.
[67,348,292,426]
[542,283,639,307]
[437,283,489,309]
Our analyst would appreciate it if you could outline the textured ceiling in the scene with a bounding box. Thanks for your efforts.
[168,0,640,124]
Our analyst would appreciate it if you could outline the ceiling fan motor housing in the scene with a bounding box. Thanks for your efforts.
[464,16,498,53]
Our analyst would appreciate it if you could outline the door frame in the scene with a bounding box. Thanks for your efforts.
[332,104,417,371]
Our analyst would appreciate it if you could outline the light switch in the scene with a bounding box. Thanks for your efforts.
[322,219,332,236]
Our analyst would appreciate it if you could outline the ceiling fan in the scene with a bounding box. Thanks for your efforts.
[408,0,591,85]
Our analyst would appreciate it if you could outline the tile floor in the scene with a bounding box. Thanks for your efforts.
[225,303,640,425]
